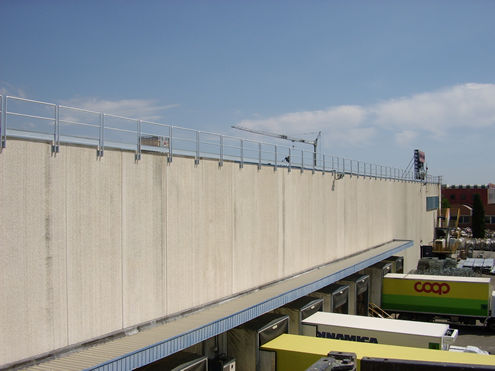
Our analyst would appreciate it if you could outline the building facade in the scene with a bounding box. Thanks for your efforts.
[442,184,495,229]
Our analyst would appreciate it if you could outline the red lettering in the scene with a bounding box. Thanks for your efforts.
[413,281,450,295]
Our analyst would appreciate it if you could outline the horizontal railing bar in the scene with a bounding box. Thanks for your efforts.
[61,134,100,142]
[59,119,99,128]
[8,96,57,107]
[173,126,197,133]
[104,126,136,134]
[59,105,101,115]
[7,111,54,121]
[171,137,196,144]
[141,120,171,127]
[104,113,140,122]
[140,134,170,140]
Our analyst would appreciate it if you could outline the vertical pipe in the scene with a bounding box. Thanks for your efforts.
[219,135,223,167]
[168,126,173,163]
[135,120,141,161]
[288,147,292,172]
[52,104,60,153]
[1,96,7,148]
[301,150,304,173]
[274,145,277,170]
[98,112,104,157]
[312,151,315,174]
[240,139,244,168]
[258,142,261,170]
[195,131,200,165]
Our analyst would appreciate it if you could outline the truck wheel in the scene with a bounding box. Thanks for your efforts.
[487,318,495,332]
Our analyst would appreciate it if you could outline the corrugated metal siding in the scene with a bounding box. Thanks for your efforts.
[23,239,412,371]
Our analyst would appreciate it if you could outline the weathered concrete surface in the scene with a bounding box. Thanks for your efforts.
[66,146,123,345]
[0,141,67,365]
[233,165,283,292]
[122,152,166,328]
[0,140,440,367]
[167,158,234,313]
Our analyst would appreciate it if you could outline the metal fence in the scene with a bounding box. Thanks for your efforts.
[0,95,441,183]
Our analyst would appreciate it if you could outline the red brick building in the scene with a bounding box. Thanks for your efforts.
[441,183,495,229]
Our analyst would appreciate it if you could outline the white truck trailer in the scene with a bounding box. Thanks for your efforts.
[302,311,458,350]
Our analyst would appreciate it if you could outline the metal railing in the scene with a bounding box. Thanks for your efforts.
[0,94,441,183]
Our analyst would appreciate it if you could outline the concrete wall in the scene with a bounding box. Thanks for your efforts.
[0,140,439,367]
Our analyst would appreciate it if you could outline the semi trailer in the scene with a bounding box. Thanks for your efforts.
[381,273,495,330]
[260,334,495,371]
[301,311,458,350]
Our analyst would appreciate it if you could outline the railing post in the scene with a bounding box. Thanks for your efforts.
[1,95,6,149]
[288,148,291,172]
[195,131,200,165]
[168,126,173,163]
[97,112,104,157]
[51,104,60,154]
[240,139,244,168]
[274,145,277,171]
[135,120,142,161]
[300,150,304,173]
[258,142,261,170]
[312,152,315,174]
[219,135,223,167]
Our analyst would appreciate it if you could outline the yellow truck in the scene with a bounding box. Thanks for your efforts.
[381,273,495,330]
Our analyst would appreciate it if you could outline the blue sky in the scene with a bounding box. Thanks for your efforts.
[1,0,495,184]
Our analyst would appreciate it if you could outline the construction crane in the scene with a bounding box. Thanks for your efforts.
[231,125,321,166]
